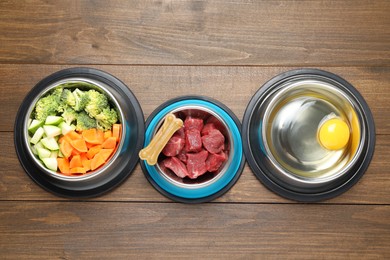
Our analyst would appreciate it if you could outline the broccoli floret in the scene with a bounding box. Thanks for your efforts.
[75,111,96,131]
[84,89,109,118]
[72,88,89,112]
[61,106,78,125]
[34,94,61,121]
[95,108,118,131]
[61,89,76,107]
[51,87,64,101]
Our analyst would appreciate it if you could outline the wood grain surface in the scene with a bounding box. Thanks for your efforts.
[1,0,389,259]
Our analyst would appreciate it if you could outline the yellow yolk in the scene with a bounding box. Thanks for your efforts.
[318,118,350,150]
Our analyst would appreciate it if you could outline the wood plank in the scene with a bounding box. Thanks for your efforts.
[1,65,389,133]
[0,201,389,259]
[0,0,389,66]
[1,132,388,204]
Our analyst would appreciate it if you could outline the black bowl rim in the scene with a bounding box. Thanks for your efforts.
[14,67,145,198]
[242,68,376,202]
[140,95,246,203]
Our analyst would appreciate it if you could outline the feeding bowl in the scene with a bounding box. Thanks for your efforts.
[140,96,245,203]
[242,69,375,202]
[14,67,144,198]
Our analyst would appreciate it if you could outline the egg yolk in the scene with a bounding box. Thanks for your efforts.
[318,118,350,150]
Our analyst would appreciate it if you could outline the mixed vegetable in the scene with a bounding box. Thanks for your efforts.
[27,83,122,175]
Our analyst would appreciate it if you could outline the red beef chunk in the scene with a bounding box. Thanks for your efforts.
[206,151,227,172]
[202,129,225,154]
[185,129,202,152]
[163,157,189,178]
[177,149,187,163]
[162,135,185,157]
[175,127,185,139]
[206,116,226,134]
[184,116,204,131]
[186,150,209,179]
[201,123,217,136]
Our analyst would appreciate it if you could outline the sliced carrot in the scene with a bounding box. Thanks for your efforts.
[69,154,83,168]
[98,148,114,162]
[66,130,82,140]
[57,158,70,174]
[70,167,86,174]
[86,145,102,159]
[82,128,104,144]
[112,124,121,141]
[80,154,91,172]
[70,138,88,153]
[104,130,112,140]
[90,153,105,171]
[86,141,95,149]
[102,136,117,149]
[71,148,81,156]
[60,139,73,159]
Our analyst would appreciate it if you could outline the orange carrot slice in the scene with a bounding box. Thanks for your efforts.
[102,136,117,149]
[80,154,91,171]
[60,139,73,159]
[99,148,114,162]
[69,154,82,169]
[66,130,82,140]
[70,139,88,153]
[70,167,86,174]
[57,158,70,174]
[82,128,104,144]
[112,124,121,141]
[86,145,102,160]
[91,153,105,171]
[104,130,112,140]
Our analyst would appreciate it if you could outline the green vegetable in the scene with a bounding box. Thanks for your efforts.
[43,125,61,138]
[60,88,76,107]
[30,127,45,144]
[61,106,78,125]
[37,147,51,160]
[34,94,61,121]
[76,111,97,131]
[41,157,58,171]
[59,121,75,135]
[41,137,60,151]
[84,89,109,118]
[95,107,118,131]
[28,119,44,134]
[45,115,63,125]
[72,88,89,112]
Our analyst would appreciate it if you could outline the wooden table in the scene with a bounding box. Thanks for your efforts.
[1,1,389,259]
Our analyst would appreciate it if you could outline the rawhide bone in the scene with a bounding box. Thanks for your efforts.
[139,113,183,165]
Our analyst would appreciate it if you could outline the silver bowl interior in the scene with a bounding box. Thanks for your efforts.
[258,78,366,189]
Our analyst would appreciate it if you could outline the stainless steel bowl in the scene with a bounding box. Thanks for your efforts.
[154,106,233,188]
[141,96,245,203]
[242,69,375,201]
[15,68,144,198]
[24,77,125,184]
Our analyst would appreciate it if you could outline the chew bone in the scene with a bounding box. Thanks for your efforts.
[139,113,183,165]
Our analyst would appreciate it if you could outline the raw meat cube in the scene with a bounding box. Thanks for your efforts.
[202,129,225,154]
[185,129,202,152]
[186,150,209,179]
[177,149,187,163]
[184,116,204,132]
[206,151,227,172]
[206,116,226,134]
[162,135,185,157]
[163,157,189,178]
[201,123,217,136]
[174,127,185,139]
